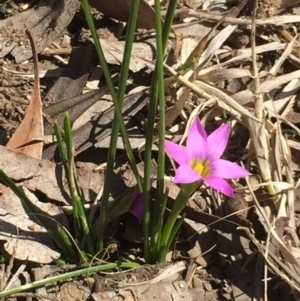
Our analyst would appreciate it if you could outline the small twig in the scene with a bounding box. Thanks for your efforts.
[40,46,72,56]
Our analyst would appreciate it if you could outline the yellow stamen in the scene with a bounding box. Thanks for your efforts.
[190,159,203,174]
[190,159,211,177]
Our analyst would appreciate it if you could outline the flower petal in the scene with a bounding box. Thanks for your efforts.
[186,117,208,161]
[204,176,234,196]
[165,140,189,165]
[210,159,251,179]
[130,191,144,221]
[207,123,230,160]
[174,165,202,184]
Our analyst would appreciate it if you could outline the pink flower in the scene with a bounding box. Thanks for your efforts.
[165,117,250,197]
[130,190,143,221]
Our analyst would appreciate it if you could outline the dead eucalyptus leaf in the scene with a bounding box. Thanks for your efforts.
[6,32,43,158]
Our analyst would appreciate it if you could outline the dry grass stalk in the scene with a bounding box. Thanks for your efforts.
[164,63,258,122]
[185,10,300,26]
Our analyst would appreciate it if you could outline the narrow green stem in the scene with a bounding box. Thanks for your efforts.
[152,188,169,257]
[0,262,139,297]
[159,183,198,260]
[143,0,178,264]
[81,0,142,252]
[150,0,165,261]
[97,0,141,252]
[81,0,142,193]
[64,114,94,256]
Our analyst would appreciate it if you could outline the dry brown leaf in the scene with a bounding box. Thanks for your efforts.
[89,0,156,29]
[0,188,61,263]
[0,146,125,204]
[6,33,43,158]
[59,282,90,301]
[0,34,50,263]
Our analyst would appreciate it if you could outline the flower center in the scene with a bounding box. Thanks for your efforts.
[190,159,210,177]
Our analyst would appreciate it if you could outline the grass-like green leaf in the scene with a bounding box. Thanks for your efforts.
[143,0,178,263]
[80,0,143,253]
[0,261,139,297]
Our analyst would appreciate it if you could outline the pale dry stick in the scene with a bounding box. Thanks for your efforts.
[42,42,69,65]
[5,264,26,291]
[177,9,300,26]
[234,42,286,59]
[280,135,300,246]
[249,0,275,224]
[269,35,298,76]
[197,42,286,77]
[271,112,287,218]
[0,248,16,290]
[41,46,72,56]
[272,102,291,217]
[268,82,299,245]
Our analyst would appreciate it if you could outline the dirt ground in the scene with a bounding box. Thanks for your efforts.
[1,0,300,300]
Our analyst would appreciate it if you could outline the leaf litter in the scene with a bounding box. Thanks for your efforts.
[1,0,300,300]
